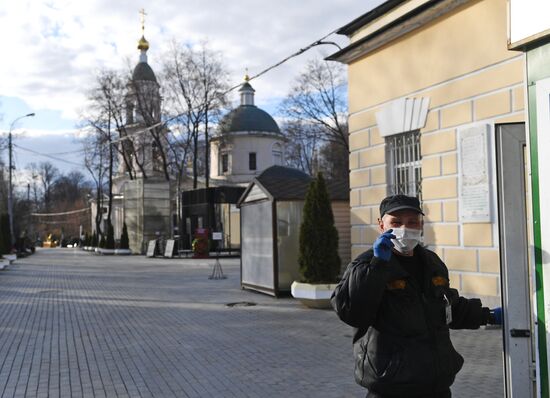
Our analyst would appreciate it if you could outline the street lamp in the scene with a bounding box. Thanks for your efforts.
[8,112,35,251]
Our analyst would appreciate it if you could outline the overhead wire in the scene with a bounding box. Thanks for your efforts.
[13,27,342,166]
[106,29,341,147]
[14,144,85,167]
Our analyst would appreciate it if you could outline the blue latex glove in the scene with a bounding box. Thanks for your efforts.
[489,307,503,325]
[373,230,395,262]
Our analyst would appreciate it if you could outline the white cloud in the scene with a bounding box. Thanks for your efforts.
[0,0,383,120]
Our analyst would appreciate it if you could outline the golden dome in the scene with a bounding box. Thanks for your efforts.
[138,35,149,51]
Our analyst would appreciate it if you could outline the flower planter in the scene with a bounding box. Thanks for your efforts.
[4,254,16,260]
[114,249,132,255]
[291,281,338,309]
[3,254,16,264]
[0,259,9,270]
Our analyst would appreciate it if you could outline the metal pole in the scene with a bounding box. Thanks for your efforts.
[8,130,14,249]
[7,113,35,251]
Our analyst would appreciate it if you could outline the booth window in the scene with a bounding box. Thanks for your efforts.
[249,152,257,170]
[386,130,422,198]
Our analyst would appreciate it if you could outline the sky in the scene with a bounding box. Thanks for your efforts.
[0,0,384,187]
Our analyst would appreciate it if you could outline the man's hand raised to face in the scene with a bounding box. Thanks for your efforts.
[373,230,396,262]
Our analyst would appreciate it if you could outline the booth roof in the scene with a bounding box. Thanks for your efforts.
[239,165,349,204]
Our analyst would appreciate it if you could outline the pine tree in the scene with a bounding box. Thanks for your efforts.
[0,214,8,254]
[298,173,341,283]
[0,214,11,254]
[120,222,129,250]
[105,221,115,250]
[99,233,106,249]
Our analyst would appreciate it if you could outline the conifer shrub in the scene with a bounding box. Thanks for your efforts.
[105,221,115,250]
[120,222,129,250]
[99,233,106,249]
[298,173,341,284]
[0,214,11,254]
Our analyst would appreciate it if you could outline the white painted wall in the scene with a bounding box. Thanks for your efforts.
[210,132,285,184]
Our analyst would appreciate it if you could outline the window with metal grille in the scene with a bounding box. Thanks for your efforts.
[386,130,422,198]
[249,152,257,170]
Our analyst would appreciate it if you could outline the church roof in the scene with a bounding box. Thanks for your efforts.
[133,62,157,82]
[239,82,255,92]
[218,105,281,134]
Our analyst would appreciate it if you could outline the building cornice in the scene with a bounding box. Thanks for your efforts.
[327,0,471,64]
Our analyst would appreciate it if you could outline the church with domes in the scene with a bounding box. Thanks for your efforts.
[92,15,172,254]
[180,76,287,250]
[93,12,288,254]
[209,76,286,186]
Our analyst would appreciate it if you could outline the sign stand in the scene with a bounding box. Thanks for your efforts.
[146,240,157,257]
[209,232,226,280]
[164,239,175,258]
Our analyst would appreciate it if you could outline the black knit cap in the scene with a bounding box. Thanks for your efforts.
[379,194,424,217]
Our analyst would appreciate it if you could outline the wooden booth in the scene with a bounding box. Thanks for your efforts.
[237,166,350,296]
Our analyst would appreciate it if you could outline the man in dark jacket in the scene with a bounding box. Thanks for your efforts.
[331,195,501,398]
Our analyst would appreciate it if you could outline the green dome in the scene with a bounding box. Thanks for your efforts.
[132,62,157,82]
[218,105,280,134]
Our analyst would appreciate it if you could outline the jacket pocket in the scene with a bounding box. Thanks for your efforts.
[354,327,402,388]
[354,328,438,396]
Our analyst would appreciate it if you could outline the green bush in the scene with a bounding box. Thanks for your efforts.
[0,214,11,254]
[105,221,115,250]
[298,173,341,284]
[99,233,106,249]
[120,222,129,249]
[91,231,98,247]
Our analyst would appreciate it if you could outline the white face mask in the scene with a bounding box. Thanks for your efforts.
[390,226,423,253]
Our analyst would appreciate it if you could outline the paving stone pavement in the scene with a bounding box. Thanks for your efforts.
[0,248,503,398]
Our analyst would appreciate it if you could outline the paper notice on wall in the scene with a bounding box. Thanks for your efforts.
[459,125,491,222]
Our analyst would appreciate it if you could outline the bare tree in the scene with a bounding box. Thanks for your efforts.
[82,129,108,236]
[128,72,170,180]
[283,121,323,175]
[35,161,59,212]
[82,69,142,226]
[50,171,90,205]
[280,59,349,180]
[161,41,230,189]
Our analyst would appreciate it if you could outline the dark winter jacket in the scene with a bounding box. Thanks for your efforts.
[331,246,487,396]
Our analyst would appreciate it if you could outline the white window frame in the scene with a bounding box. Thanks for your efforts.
[386,130,422,198]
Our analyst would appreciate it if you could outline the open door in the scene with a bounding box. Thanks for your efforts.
[496,123,536,397]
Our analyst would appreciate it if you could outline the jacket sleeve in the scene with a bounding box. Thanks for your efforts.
[330,252,395,329]
[427,249,488,330]
[449,294,487,330]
